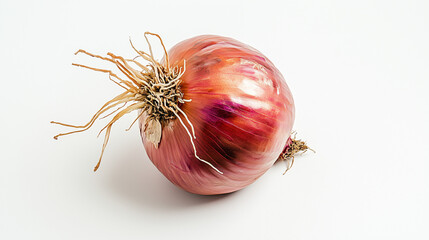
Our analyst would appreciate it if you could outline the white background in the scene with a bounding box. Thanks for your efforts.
[1,0,428,239]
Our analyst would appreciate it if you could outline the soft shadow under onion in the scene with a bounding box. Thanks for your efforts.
[104,143,233,211]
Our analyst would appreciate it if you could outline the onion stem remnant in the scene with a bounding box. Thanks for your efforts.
[51,32,223,174]
[277,132,314,175]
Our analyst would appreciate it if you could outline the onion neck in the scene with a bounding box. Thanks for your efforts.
[277,133,313,174]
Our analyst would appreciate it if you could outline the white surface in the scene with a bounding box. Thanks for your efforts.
[1,0,428,239]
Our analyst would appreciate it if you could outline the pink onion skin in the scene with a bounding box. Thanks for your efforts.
[139,35,295,195]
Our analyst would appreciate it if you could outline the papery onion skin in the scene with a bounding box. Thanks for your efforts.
[139,35,295,195]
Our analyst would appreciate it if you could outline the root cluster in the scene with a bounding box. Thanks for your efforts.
[51,32,222,174]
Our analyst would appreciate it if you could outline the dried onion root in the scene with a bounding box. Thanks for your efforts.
[51,32,222,174]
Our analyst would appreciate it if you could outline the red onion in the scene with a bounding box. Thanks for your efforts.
[52,32,304,195]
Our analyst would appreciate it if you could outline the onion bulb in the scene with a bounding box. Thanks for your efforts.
[52,32,310,195]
